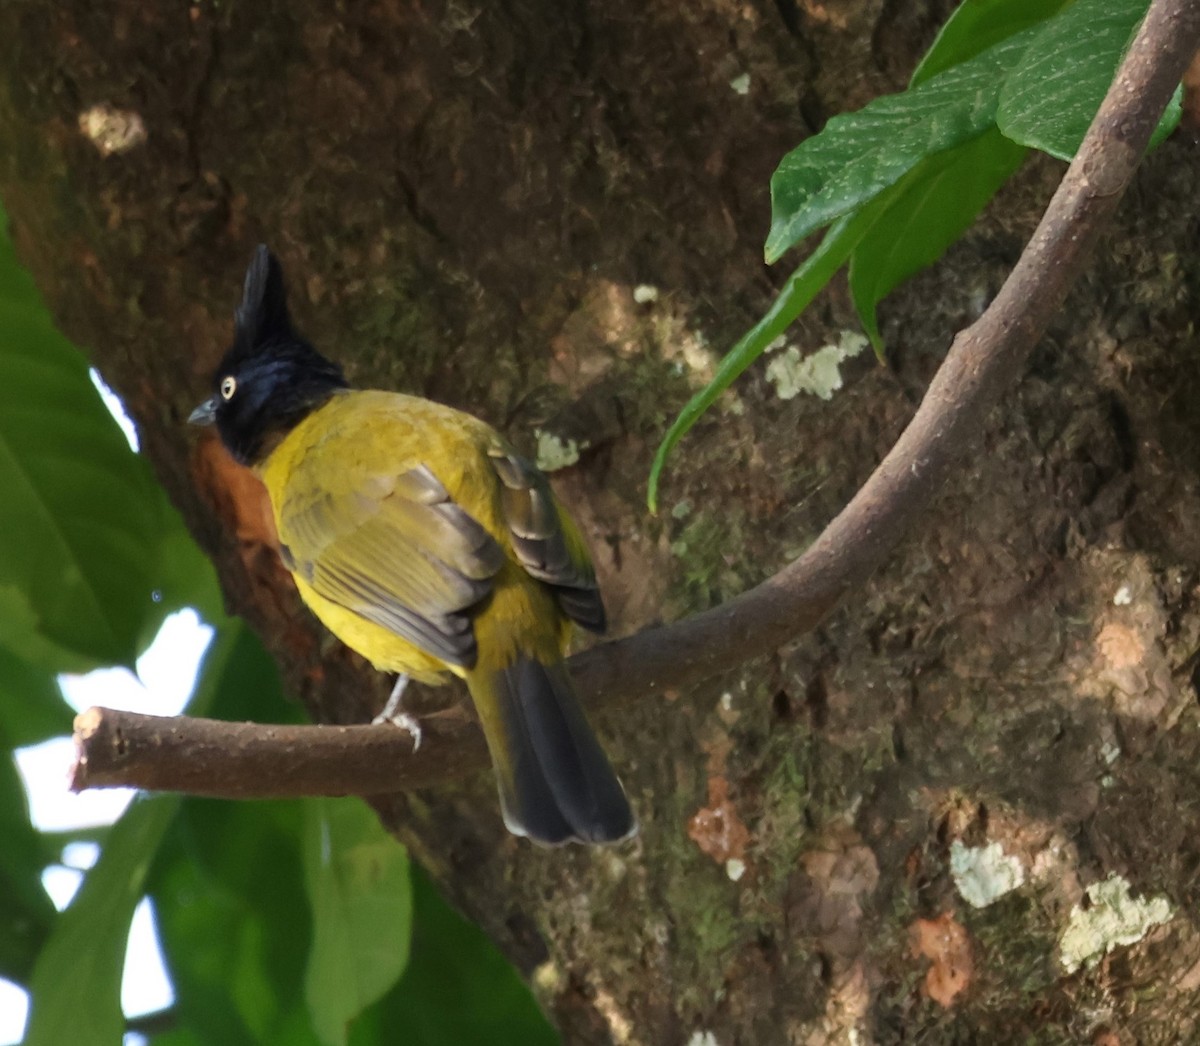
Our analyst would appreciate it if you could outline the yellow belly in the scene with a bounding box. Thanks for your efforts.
[291,562,568,684]
[292,573,457,683]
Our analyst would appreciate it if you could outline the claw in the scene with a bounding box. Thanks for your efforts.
[372,674,421,750]
[391,712,423,752]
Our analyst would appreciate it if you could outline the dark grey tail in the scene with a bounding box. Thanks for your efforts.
[474,656,636,845]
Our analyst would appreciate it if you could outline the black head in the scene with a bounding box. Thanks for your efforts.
[189,246,349,465]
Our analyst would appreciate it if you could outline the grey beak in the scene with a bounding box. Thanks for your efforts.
[188,397,217,426]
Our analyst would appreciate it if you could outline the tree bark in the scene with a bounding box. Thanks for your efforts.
[4,1,1200,1042]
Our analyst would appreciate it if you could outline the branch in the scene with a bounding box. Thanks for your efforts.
[575,0,1200,703]
[73,0,1200,798]
[72,705,489,797]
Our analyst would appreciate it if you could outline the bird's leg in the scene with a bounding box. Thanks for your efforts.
[375,673,410,722]
[372,674,422,751]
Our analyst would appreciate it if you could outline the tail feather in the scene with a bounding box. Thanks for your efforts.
[470,657,636,845]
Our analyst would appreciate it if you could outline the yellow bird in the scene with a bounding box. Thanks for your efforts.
[190,246,635,845]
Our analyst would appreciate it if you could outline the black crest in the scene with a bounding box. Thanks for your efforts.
[232,244,296,358]
[198,245,349,465]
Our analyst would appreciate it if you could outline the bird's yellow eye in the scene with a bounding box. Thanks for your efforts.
[220,375,237,400]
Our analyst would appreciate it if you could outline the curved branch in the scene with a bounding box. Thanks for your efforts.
[73,0,1200,798]
[573,0,1200,703]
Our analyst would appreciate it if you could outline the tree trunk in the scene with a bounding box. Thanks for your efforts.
[3,0,1199,1041]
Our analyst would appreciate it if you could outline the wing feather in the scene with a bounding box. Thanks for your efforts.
[279,464,505,668]
[488,449,606,634]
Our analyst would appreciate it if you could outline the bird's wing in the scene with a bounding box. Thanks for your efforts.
[487,448,607,634]
[278,463,506,668]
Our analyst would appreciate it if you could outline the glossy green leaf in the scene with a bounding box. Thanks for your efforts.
[151,798,318,1046]
[911,0,1072,86]
[849,128,1028,352]
[133,519,226,659]
[192,615,284,725]
[649,181,904,510]
[1148,87,1184,151]
[0,583,97,674]
[655,0,1182,490]
[0,750,56,983]
[0,644,72,748]
[24,794,178,1046]
[365,866,558,1046]
[996,0,1171,160]
[303,797,412,1046]
[146,1029,207,1046]
[0,215,166,670]
[766,27,1035,264]
[24,623,241,1045]
[147,627,314,1046]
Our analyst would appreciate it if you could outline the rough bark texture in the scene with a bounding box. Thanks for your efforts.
[2,1,1199,1042]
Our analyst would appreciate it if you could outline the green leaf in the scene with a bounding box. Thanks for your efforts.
[649,182,903,510]
[132,517,226,659]
[1149,86,1184,150]
[766,27,1035,264]
[151,798,317,1046]
[147,1030,208,1046]
[303,797,412,1046]
[147,1029,207,1046]
[24,623,243,1045]
[24,794,178,1046]
[653,0,1184,505]
[0,750,56,983]
[849,128,1028,352]
[146,626,317,1045]
[199,619,300,725]
[911,0,1072,86]
[0,644,72,748]
[366,866,558,1046]
[156,523,225,625]
[0,586,95,675]
[996,0,1167,160]
[149,630,309,1037]
[0,214,167,670]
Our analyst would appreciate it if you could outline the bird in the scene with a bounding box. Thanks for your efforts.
[189,245,636,846]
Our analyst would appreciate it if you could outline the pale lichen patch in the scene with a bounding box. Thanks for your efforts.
[1059,874,1172,973]
[592,986,634,1044]
[765,330,868,401]
[534,428,583,471]
[78,104,147,156]
[532,959,563,995]
[950,840,1026,909]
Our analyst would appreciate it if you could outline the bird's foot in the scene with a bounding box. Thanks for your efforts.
[388,712,423,752]
[372,674,422,751]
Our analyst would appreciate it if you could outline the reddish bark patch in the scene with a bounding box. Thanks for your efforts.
[688,775,750,865]
[910,912,974,1008]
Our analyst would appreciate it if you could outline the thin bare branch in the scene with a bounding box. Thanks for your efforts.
[72,705,488,797]
[73,0,1200,798]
